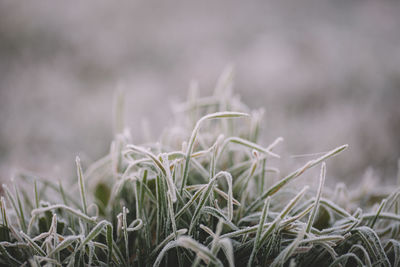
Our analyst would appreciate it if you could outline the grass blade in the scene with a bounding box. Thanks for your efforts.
[180,112,249,194]
[248,197,270,267]
[306,162,326,233]
[76,157,88,215]
[247,144,348,213]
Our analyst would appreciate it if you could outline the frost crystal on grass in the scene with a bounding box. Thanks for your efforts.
[0,71,399,266]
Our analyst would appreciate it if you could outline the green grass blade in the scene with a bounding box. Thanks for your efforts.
[180,112,249,194]
[247,144,348,213]
[76,157,88,215]
[248,197,270,267]
[306,162,326,233]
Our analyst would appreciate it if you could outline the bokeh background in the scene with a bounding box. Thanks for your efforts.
[1,0,399,185]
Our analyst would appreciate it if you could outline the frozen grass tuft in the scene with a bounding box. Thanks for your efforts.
[1,70,400,266]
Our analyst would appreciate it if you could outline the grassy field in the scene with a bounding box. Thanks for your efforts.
[1,73,399,266]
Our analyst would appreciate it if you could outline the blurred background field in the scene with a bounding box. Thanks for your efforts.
[0,0,399,185]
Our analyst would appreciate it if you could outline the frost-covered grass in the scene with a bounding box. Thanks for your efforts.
[1,71,400,266]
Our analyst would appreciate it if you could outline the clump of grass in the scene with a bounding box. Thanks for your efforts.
[1,69,400,266]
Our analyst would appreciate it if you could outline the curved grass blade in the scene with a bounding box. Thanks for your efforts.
[153,236,223,267]
[180,112,249,194]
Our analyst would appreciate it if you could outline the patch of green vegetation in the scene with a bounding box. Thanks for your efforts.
[1,70,399,266]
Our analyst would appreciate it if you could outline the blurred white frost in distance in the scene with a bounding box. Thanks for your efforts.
[0,0,399,185]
